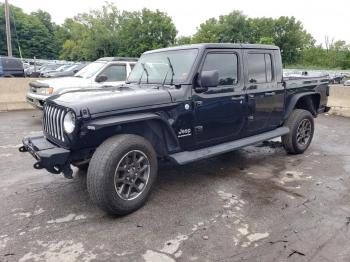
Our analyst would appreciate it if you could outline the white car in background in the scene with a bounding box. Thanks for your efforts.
[344,80,350,86]
[26,57,138,109]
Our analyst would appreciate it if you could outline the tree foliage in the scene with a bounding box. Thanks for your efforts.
[0,3,349,68]
[58,5,177,60]
[192,11,315,64]
[301,41,350,69]
[0,4,62,59]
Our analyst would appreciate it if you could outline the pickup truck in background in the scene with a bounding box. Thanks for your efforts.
[0,56,24,77]
[20,43,330,215]
[26,57,138,109]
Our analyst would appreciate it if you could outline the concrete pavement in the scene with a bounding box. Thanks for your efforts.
[0,110,350,262]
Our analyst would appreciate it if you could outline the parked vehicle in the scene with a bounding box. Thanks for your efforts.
[44,63,88,78]
[20,44,330,215]
[40,64,73,77]
[344,80,350,86]
[328,73,343,84]
[26,57,138,109]
[30,64,61,78]
[0,56,24,77]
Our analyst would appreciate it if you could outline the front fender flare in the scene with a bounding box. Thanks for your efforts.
[83,112,180,152]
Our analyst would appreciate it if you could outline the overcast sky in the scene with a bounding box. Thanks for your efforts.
[4,0,350,45]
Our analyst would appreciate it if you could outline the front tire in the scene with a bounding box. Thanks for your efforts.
[282,109,314,154]
[87,134,158,215]
[72,162,89,172]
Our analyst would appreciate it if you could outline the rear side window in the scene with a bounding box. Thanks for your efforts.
[265,54,272,82]
[102,64,127,82]
[247,53,273,83]
[1,57,23,70]
[202,53,238,86]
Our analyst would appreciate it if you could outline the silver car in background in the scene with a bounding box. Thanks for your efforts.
[26,57,138,109]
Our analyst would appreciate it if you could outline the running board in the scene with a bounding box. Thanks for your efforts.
[169,127,289,165]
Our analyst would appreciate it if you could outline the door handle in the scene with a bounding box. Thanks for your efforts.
[265,92,276,96]
[231,95,245,100]
[248,85,257,90]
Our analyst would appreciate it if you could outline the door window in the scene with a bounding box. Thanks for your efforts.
[247,53,273,83]
[265,54,272,82]
[101,64,127,82]
[202,53,238,86]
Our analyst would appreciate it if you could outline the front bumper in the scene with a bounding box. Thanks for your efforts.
[26,92,48,110]
[19,134,73,178]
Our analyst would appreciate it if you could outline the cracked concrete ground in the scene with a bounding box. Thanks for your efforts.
[0,110,350,262]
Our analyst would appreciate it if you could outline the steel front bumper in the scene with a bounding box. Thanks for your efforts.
[19,135,73,178]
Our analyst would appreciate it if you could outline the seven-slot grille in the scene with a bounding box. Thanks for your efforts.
[43,105,66,141]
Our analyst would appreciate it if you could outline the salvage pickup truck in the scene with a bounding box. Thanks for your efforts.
[20,44,330,215]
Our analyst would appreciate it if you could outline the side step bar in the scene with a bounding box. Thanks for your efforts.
[169,127,289,165]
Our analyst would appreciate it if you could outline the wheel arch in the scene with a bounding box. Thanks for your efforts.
[84,113,180,157]
[284,92,320,120]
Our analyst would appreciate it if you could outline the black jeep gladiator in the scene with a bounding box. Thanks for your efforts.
[20,43,330,215]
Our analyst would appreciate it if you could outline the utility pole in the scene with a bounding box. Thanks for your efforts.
[4,0,13,57]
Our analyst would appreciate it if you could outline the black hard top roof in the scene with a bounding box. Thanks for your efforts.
[97,57,138,62]
[144,43,279,54]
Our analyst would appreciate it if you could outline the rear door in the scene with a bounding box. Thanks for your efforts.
[193,49,247,146]
[243,50,284,135]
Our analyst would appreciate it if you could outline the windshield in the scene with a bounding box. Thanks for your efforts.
[127,48,198,84]
[64,64,78,72]
[55,65,69,71]
[75,62,105,79]
[41,64,59,71]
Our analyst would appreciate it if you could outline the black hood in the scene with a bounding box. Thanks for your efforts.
[48,85,173,115]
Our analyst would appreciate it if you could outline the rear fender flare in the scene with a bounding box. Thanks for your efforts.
[284,92,320,120]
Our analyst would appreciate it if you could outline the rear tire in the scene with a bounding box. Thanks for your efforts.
[87,134,158,215]
[282,109,314,154]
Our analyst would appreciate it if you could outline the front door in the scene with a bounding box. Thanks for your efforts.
[193,50,247,147]
[243,50,284,135]
[96,63,127,87]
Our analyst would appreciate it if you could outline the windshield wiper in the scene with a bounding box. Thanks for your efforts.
[141,63,149,84]
[162,57,175,87]
[138,63,149,85]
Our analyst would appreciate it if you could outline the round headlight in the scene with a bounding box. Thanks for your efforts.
[63,111,76,134]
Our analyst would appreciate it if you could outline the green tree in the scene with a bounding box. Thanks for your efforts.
[60,3,121,60]
[273,16,314,64]
[175,36,192,45]
[117,8,177,57]
[217,11,251,43]
[31,9,61,58]
[192,18,220,43]
[192,12,314,65]
[59,4,176,59]
[0,4,61,59]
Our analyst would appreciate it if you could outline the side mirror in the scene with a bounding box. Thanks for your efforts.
[195,70,219,93]
[73,69,79,73]
[95,75,108,83]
